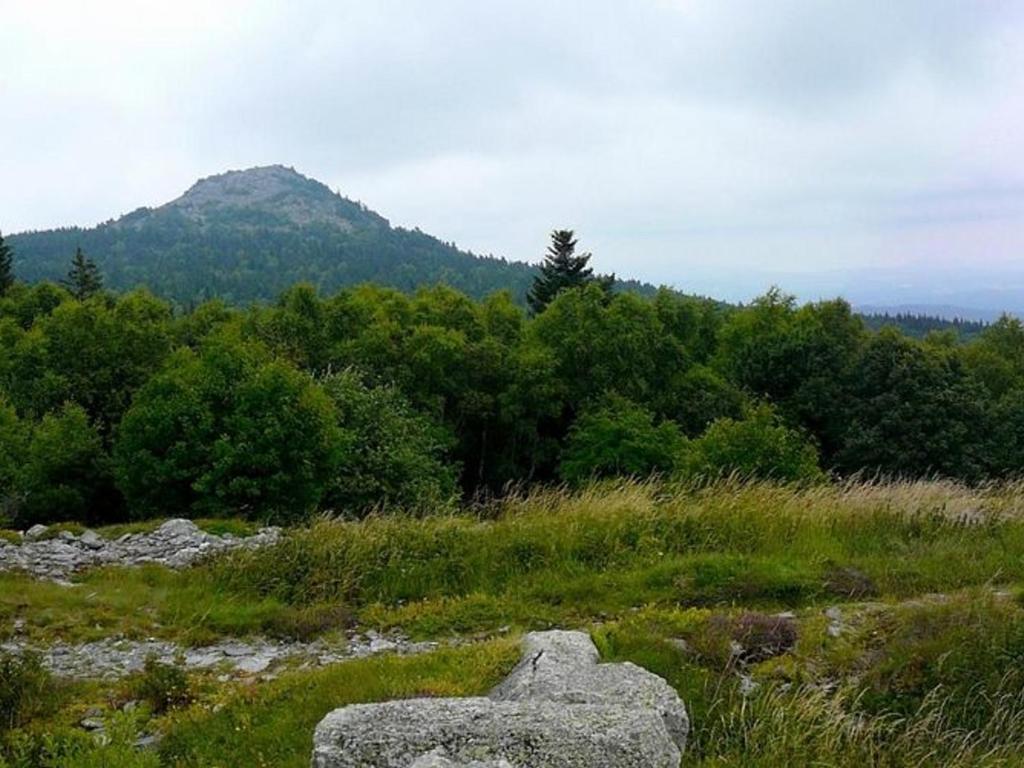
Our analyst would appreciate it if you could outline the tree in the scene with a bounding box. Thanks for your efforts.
[559,393,685,485]
[18,403,116,526]
[836,329,988,479]
[0,231,13,296]
[678,405,824,483]
[527,230,609,314]
[114,335,343,522]
[63,247,103,300]
[320,370,457,515]
[0,398,28,524]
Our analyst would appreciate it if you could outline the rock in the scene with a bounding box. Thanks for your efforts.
[312,699,679,768]
[157,518,202,538]
[80,716,105,731]
[312,630,688,767]
[79,530,104,549]
[490,630,688,752]
[0,519,281,580]
[410,749,513,767]
[24,524,48,540]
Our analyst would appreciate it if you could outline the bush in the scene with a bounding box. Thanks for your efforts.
[0,400,27,525]
[115,335,344,523]
[134,656,192,714]
[679,405,824,483]
[559,393,685,484]
[0,652,55,731]
[17,404,116,526]
[320,371,457,516]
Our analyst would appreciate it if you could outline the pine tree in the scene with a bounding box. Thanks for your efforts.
[63,246,103,300]
[0,231,13,296]
[527,229,607,315]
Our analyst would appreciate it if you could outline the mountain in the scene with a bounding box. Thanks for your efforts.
[8,165,543,305]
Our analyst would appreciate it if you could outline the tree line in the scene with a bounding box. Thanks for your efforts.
[1,229,1023,526]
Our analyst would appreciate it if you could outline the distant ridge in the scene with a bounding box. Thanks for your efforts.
[8,165,549,305]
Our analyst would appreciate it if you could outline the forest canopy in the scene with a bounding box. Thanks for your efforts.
[2,269,1023,527]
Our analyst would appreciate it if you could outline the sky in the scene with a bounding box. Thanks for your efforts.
[2,0,1023,311]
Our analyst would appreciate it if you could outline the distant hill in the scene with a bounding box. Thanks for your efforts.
[8,165,572,305]
[858,311,990,341]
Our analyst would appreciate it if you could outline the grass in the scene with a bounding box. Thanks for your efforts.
[209,478,1024,637]
[8,479,1024,766]
[157,639,519,768]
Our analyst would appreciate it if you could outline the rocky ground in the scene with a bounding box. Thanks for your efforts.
[1,630,443,679]
[0,518,280,580]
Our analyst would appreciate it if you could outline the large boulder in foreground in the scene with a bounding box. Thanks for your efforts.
[490,630,689,752]
[312,698,678,768]
[310,630,688,768]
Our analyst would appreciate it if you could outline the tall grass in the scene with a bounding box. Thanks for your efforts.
[208,479,1024,635]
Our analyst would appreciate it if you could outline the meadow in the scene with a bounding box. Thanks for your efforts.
[6,480,1024,766]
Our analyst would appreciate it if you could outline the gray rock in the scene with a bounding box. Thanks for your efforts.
[312,630,688,767]
[410,749,512,767]
[24,524,47,540]
[312,698,679,768]
[79,530,104,549]
[490,630,688,752]
[0,519,281,580]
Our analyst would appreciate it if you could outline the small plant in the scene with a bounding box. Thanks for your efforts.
[134,656,192,714]
[823,565,878,599]
[268,601,353,641]
[0,652,56,731]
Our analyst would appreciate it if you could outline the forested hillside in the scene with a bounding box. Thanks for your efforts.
[860,311,989,341]
[7,166,653,306]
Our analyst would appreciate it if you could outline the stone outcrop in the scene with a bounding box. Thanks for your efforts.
[1,630,439,680]
[0,518,280,579]
[311,630,688,768]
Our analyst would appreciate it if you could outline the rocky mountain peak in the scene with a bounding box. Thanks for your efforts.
[126,165,384,230]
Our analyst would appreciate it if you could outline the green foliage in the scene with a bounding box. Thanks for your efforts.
[837,328,988,479]
[158,641,519,768]
[134,657,192,714]
[114,335,342,522]
[0,233,13,297]
[679,406,824,483]
[559,393,685,484]
[0,712,159,768]
[0,401,27,524]
[61,247,103,301]
[320,371,456,515]
[0,652,55,732]
[18,404,114,526]
[527,229,611,314]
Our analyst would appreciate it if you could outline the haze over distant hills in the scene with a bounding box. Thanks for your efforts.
[7,164,1020,322]
[8,166,545,305]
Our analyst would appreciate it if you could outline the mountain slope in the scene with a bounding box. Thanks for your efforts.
[9,166,540,305]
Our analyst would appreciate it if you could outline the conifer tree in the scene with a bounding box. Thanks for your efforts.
[0,231,13,296]
[527,229,608,315]
[63,246,103,300]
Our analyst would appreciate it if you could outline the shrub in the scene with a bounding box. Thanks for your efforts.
[17,404,116,526]
[0,652,55,731]
[134,656,192,714]
[115,335,344,523]
[559,393,685,484]
[0,400,27,525]
[679,405,824,483]
[319,371,457,516]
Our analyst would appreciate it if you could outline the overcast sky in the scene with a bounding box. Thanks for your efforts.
[2,1,1023,309]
